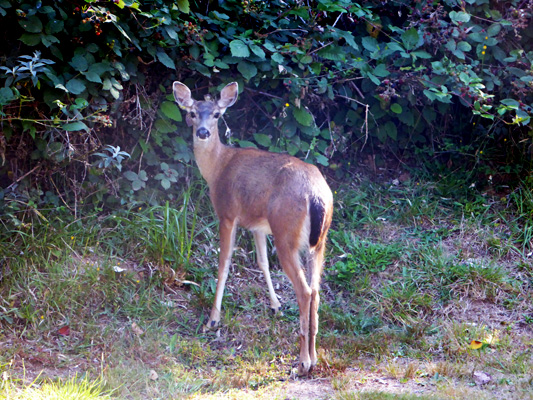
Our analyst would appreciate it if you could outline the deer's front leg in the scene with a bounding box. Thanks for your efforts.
[206,218,237,329]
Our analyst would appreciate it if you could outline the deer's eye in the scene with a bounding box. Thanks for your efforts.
[190,112,196,118]
[214,112,221,119]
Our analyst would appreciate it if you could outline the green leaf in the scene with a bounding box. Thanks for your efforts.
[45,19,64,34]
[249,44,266,59]
[411,50,432,59]
[398,109,414,126]
[214,59,230,69]
[500,99,520,108]
[271,53,284,64]
[453,49,465,60]
[19,16,42,33]
[237,140,257,148]
[373,64,389,77]
[317,48,345,61]
[0,87,16,105]
[123,171,138,181]
[89,62,114,75]
[457,41,472,52]
[366,72,381,85]
[423,89,437,102]
[65,78,86,95]
[157,51,176,69]
[254,133,271,147]
[382,121,397,141]
[62,121,89,132]
[112,20,136,47]
[41,35,59,47]
[230,40,250,58]
[177,0,190,13]
[314,153,329,166]
[83,71,102,83]
[390,103,402,114]
[361,36,378,52]
[449,11,471,24]
[70,55,88,72]
[292,107,314,127]
[161,179,171,190]
[19,33,41,46]
[299,55,313,64]
[237,60,257,80]
[211,11,229,20]
[132,180,143,191]
[487,23,501,37]
[160,101,183,122]
[401,28,419,50]
[154,118,176,134]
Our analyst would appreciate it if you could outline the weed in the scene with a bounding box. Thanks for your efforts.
[328,231,401,286]
[320,304,382,335]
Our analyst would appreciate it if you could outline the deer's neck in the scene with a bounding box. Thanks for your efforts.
[193,131,232,188]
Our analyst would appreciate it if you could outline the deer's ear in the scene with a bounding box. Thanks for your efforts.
[173,81,194,110]
[217,82,238,111]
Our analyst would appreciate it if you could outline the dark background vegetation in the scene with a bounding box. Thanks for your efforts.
[1,0,532,223]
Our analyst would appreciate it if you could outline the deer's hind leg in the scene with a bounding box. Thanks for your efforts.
[269,196,315,375]
[307,240,326,370]
[253,230,282,314]
[276,242,313,375]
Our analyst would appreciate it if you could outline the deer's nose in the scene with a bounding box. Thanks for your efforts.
[196,127,210,140]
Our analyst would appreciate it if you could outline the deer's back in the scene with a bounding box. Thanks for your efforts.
[210,147,330,232]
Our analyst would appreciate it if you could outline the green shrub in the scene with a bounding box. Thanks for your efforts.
[1,0,531,221]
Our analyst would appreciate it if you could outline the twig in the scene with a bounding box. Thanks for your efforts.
[6,164,40,190]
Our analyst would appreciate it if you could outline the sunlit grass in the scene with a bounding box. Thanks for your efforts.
[1,375,111,400]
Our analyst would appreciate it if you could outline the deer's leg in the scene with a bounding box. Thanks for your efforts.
[276,242,313,375]
[307,241,326,370]
[207,218,237,329]
[253,231,282,314]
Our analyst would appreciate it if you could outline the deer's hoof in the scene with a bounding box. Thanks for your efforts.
[203,319,220,332]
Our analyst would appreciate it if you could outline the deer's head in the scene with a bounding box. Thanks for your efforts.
[173,82,239,141]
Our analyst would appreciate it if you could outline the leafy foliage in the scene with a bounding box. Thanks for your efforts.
[0,0,532,222]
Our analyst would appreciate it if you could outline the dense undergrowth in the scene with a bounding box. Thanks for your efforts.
[1,173,532,399]
[1,0,532,224]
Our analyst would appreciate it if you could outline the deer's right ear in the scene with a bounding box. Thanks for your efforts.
[173,81,194,110]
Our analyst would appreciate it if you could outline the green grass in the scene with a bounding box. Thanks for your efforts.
[0,374,111,400]
[1,177,532,399]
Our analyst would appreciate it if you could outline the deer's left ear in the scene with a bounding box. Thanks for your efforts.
[217,82,238,111]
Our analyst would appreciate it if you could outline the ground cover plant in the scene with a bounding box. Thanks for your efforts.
[1,172,532,399]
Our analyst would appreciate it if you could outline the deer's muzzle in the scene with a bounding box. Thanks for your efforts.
[196,127,210,140]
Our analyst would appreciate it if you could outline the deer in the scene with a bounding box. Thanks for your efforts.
[172,81,333,375]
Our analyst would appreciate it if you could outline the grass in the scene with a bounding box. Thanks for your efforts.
[0,373,112,399]
[1,175,532,399]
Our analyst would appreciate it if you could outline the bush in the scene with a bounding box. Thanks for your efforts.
[1,0,532,224]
